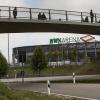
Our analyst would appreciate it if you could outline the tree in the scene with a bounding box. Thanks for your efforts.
[31,46,47,75]
[0,52,8,77]
[69,48,77,62]
[47,51,53,62]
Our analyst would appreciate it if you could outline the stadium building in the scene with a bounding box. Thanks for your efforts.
[12,41,100,66]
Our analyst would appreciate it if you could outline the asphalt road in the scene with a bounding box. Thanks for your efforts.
[8,83,100,100]
[1,75,100,82]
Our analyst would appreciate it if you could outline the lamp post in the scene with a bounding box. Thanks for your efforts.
[21,52,24,83]
[85,42,87,57]
[8,33,10,79]
[14,70,17,78]
[62,43,64,65]
[19,50,24,83]
[94,40,97,60]
[8,33,10,65]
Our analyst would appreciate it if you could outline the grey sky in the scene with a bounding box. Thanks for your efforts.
[41,0,100,12]
[0,0,100,63]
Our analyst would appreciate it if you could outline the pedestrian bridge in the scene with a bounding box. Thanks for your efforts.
[0,6,100,34]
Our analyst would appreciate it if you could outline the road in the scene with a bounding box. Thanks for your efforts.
[8,83,100,100]
[1,75,100,82]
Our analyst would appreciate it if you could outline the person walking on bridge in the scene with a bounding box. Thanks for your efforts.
[13,7,17,19]
[38,12,42,20]
[90,10,94,23]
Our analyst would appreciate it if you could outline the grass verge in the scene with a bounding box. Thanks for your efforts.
[0,82,79,100]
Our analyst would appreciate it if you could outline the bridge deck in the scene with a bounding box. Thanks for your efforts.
[0,18,100,34]
[0,6,100,34]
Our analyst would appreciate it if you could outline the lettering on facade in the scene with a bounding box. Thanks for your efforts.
[50,37,81,44]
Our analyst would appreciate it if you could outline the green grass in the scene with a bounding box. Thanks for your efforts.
[41,65,80,76]
[0,82,73,100]
[76,60,100,75]
[8,60,100,77]
[8,65,81,77]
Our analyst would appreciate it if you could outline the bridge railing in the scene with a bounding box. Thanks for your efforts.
[0,6,100,23]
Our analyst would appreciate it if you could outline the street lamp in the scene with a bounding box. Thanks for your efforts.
[19,50,25,83]
[21,51,24,83]
[61,43,64,65]
[94,40,97,60]
[8,33,10,65]
[8,33,10,79]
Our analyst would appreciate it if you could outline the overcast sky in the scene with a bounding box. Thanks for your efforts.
[0,0,100,63]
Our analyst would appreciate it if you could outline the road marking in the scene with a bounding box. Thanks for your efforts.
[51,93,98,100]
[34,91,97,100]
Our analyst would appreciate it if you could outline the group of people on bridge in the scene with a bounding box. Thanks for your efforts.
[82,10,94,23]
[12,7,99,23]
[13,7,47,20]
[38,12,47,20]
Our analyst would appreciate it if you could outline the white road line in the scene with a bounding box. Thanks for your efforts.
[34,91,98,100]
[51,93,98,100]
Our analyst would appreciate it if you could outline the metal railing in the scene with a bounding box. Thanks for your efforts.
[0,6,100,23]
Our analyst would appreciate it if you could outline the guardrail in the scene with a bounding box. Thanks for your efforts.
[0,6,100,23]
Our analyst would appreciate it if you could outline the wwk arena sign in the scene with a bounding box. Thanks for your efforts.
[49,35,95,44]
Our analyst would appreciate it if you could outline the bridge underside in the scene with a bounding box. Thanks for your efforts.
[0,19,100,35]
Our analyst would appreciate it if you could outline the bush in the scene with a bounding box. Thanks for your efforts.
[0,52,8,77]
[0,96,9,100]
